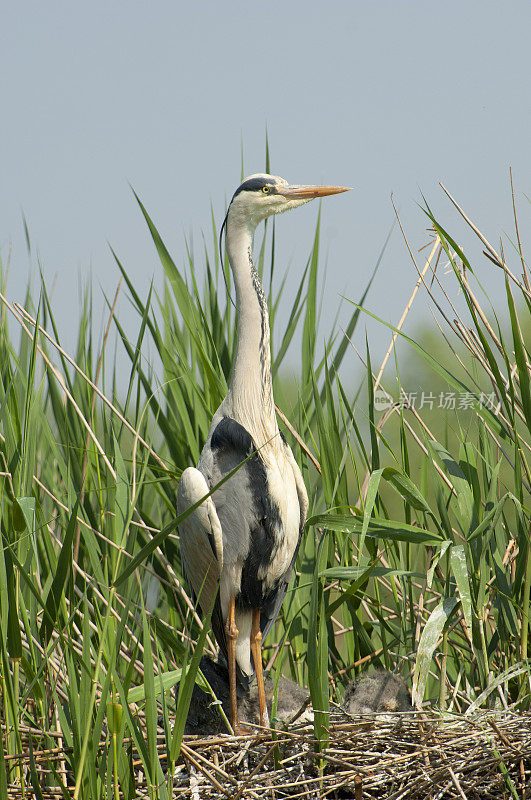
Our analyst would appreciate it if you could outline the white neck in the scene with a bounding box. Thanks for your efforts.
[224,213,278,444]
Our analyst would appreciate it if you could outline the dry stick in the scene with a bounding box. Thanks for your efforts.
[435,312,531,471]
[287,696,313,725]
[6,299,117,478]
[486,718,523,755]
[332,647,384,679]
[54,699,67,789]
[34,470,158,544]
[391,198,463,338]
[347,339,455,496]
[450,317,499,386]
[426,250,480,343]
[275,403,321,474]
[374,236,441,393]
[343,233,469,503]
[445,763,468,800]
[320,772,361,799]
[74,276,123,562]
[180,743,233,798]
[357,402,398,502]
[352,235,442,504]
[67,543,213,669]
[439,181,531,301]
[12,300,169,474]
[458,271,505,358]
[398,215,529,469]
[510,167,531,292]
[7,440,200,651]
[414,243,523,424]
[462,321,531,442]
[17,717,531,798]
[180,741,238,789]
[0,450,16,497]
[11,295,321,646]
[231,742,279,800]
[4,297,210,636]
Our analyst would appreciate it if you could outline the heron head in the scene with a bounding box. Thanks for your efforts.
[226,173,350,230]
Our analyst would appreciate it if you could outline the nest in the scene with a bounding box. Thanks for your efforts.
[5,711,531,799]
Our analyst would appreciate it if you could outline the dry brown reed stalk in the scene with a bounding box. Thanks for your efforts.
[439,182,531,301]
[390,198,461,337]
[339,221,468,505]
[509,167,531,293]
[0,293,213,640]
[7,445,200,644]
[275,402,322,474]
[5,296,116,476]
[398,216,531,493]
[75,275,123,561]
[373,235,441,394]
[11,299,169,473]
[346,337,455,499]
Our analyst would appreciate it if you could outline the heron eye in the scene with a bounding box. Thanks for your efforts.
[262,186,271,194]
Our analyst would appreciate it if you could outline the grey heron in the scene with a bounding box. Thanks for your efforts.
[176,173,349,732]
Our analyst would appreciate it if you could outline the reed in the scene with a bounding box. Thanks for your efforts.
[0,163,529,797]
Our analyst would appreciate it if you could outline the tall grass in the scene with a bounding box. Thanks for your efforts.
[0,171,529,798]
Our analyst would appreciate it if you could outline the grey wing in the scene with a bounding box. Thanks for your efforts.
[260,444,309,643]
[176,467,226,653]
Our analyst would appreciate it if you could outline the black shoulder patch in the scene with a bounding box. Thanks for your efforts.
[210,417,254,456]
[209,415,288,631]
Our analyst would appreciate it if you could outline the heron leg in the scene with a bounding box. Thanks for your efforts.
[251,608,269,727]
[226,595,240,732]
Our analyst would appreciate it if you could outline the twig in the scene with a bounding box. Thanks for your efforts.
[75,276,123,561]
[374,236,440,393]
[12,299,169,473]
[275,403,321,474]
[509,167,530,292]
[439,182,531,300]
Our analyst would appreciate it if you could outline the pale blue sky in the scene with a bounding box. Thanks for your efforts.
[2,1,530,374]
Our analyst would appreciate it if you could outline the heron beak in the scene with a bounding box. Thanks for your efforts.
[278,184,351,199]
